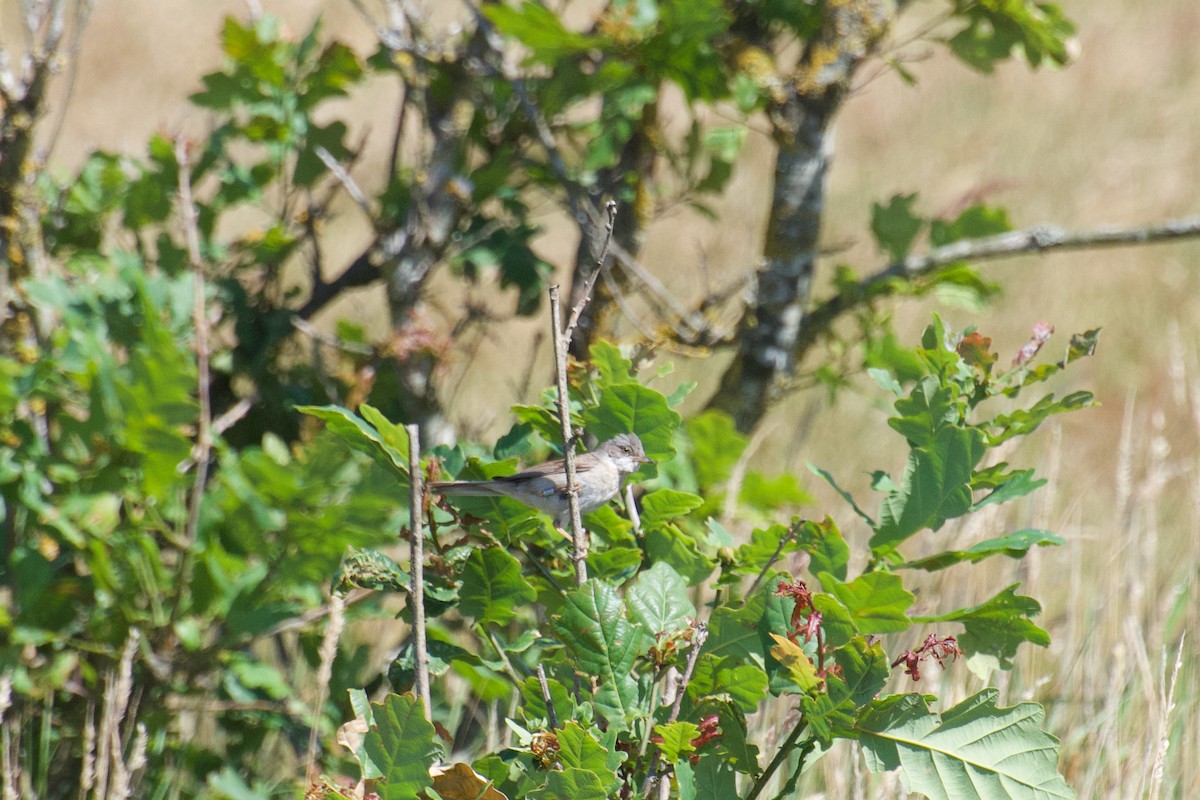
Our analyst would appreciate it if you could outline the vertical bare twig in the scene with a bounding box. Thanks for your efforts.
[171,138,212,627]
[549,202,618,586]
[642,623,709,798]
[406,424,432,720]
[549,285,588,586]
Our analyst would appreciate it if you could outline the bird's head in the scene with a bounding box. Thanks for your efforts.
[599,432,652,474]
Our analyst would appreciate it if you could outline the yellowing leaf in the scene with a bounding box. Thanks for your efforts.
[429,762,508,800]
[769,633,820,691]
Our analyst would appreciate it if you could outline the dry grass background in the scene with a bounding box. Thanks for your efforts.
[13,0,1200,795]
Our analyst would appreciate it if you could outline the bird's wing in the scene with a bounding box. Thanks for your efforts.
[493,452,600,486]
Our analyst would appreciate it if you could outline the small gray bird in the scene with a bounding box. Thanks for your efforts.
[430,433,652,528]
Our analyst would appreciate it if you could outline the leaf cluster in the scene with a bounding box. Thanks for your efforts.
[313,320,1090,798]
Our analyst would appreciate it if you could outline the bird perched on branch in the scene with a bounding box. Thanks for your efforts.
[430,433,651,528]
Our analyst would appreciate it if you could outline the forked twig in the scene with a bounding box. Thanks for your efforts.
[564,200,619,340]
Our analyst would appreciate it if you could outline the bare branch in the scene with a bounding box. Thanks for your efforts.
[549,286,587,586]
[795,215,1200,366]
[407,424,432,721]
[170,137,212,626]
[882,216,1200,280]
[642,622,709,797]
[291,315,375,356]
[315,145,374,221]
[536,664,559,731]
[564,200,618,341]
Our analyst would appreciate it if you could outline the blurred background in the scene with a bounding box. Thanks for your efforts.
[8,0,1199,794]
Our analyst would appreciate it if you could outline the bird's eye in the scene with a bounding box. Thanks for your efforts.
[622,446,632,454]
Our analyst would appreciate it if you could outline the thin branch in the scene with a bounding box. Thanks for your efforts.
[291,315,375,355]
[744,716,812,800]
[171,137,212,626]
[797,215,1200,363]
[260,588,373,638]
[548,286,587,586]
[722,420,775,523]
[600,266,661,343]
[177,395,257,474]
[39,0,97,166]
[668,623,708,723]
[642,623,710,798]
[314,145,375,221]
[406,424,432,720]
[564,200,618,341]
[607,238,708,338]
[882,216,1200,282]
[484,627,525,687]
[743,520,802,605]
[536,664,559,730]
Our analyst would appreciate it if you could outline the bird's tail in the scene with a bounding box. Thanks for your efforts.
[428,481,504,497]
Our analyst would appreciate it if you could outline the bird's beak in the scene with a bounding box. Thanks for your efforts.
[636,454,652,464]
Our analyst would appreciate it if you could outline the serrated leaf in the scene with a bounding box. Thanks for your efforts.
[459,547,537,626]
[483,1,596,64]
[518,675,572,727]
[626,562,694,636]
[819,571,913,634]
[388,639,479,687]
[872,426,988,552]
[551,580,650,730]
[683,752,738,798]
[930,204,1012,246]
[768,633,821,691]
[811,593,857,648]
[797,517,850,582]
[362,694,440,800]
[836,635,890,708]
[988,391,1094,446]
[1065,328,1100,364]
[654,721,700,763]
[858,689,1073,799]
[901,530,1064,572]
[687,655,768,714]
[889,377,959,448]
[729,523,793,577]
[705,588,769,663]
[557,722,615,777]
